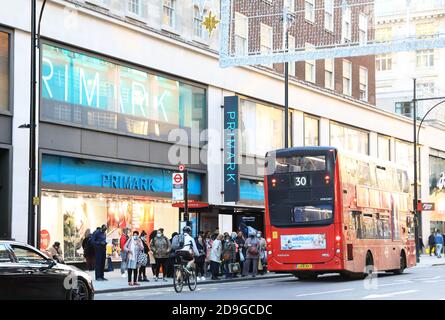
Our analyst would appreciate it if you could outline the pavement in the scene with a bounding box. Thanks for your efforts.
[92,254,445,294]
[91,268,291,294]
[95,255,445,300]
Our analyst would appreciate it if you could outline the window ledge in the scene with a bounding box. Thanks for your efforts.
[125,13,147,24]
[85,0,110,10]
[162,25,181,36]
[0,110,12,117]
[192,36,210,46]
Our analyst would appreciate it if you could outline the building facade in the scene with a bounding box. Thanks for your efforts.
[1,0,445,261]
[375,0,445,121]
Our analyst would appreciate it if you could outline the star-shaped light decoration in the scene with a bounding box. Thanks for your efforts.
[202,11,220,36]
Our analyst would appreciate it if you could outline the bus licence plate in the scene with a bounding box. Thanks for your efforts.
[296,264,313,269]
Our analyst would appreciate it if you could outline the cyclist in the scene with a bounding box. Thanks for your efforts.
[176,226,200,273]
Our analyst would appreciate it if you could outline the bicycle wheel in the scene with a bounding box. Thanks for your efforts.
[187,268,197,291]
[173,266,184,293]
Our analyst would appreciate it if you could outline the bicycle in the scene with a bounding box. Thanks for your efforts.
[173,251,197,293]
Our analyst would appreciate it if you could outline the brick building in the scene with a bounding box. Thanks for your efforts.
[233,0,376,105]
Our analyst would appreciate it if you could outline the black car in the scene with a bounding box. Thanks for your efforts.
[0,240,94,300]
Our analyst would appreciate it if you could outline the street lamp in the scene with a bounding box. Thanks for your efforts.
[283,4,294,149]
[28,0,48,246]
[412,78,445,263]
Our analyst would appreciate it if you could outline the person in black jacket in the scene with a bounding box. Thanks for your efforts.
[92,224,108,281]
[195,233,207,280]
[138,231,150,282]
[428,232,436,256]
[81,229,95,271]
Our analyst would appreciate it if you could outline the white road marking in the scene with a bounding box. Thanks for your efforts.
[423,279,445,283]
[296,288,354,297]
[363,290,417,299]
[412,276,441,281]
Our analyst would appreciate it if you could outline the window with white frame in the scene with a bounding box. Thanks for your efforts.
[376,53,392,71]
[343,60,352,96]
[163,0,176,29]
[324,0,334,32]
[375,27,392,42]
[193,6,207,39]
[416,49,434,68]
[359,14,368,44]
[342,6,351,42]
[288,35,296,76]
[416,82,435,97]
[260,23,273,56]
[305,0,315,22]
[260,23,273,68]
[325,59,334,90]
[305,43,316,83]
[359,67,368,101]
[416,22,436,39]
[128,0,141,16]
[285,0,295,13]
[235,13,248,56]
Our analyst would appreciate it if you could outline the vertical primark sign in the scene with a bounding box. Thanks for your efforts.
[224,96,240,202]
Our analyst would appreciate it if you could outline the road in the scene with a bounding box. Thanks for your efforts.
[96,264,445,300]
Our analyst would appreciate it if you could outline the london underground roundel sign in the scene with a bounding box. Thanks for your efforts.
[173,173,183,184]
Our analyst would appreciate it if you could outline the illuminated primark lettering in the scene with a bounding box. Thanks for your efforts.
[102,174,155,191]
[225,110,237,182]
[41,45,170,120]
[223,96,240,202]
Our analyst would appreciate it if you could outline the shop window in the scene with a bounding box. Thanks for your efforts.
[304,115,319,146]
[0,31,10,111]
[40,44,206,141]
[240,98,284,156]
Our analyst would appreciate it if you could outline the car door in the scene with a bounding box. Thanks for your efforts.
[0,244,24,299]
[9,245,71,300]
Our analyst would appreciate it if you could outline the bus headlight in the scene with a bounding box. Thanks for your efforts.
[268,251,272,255]
[336,249,341,254]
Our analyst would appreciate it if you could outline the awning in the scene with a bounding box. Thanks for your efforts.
[172,200,209,209]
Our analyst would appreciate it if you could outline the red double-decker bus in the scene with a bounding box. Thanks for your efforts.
[264,147,416,280]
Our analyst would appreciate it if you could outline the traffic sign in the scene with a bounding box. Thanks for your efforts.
[421,202,435,211]
[178,164,185,172]
[172,172,184,201]
[173,173,183,185]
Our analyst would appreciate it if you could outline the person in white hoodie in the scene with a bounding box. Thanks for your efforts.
[209,234,224,280]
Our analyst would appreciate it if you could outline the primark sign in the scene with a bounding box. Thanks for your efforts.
[223,96,240,202]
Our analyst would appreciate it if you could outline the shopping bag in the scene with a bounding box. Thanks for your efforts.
[229,262,241,273]
[239,250,245,262]
[105,257,114,272]
[258,258,263,271]
[426,248,430,254]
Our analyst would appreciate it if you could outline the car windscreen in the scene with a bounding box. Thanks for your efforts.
[274,155,326,173]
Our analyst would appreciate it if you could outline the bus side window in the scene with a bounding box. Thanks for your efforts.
[352,211,362,239]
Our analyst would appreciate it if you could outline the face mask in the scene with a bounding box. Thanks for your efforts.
[157,233,161,238]
[133,236,138,240]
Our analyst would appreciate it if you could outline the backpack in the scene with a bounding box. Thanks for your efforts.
[172,234,185,251]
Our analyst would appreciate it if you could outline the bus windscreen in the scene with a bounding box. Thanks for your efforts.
[274,155,326,173]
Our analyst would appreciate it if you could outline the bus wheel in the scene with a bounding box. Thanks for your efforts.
[294,272,318,280]
[393,252,406,275]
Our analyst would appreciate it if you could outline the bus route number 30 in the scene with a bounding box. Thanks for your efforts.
[294,175,309,187]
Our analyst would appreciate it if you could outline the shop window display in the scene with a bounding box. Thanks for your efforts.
[40,191,178,262]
